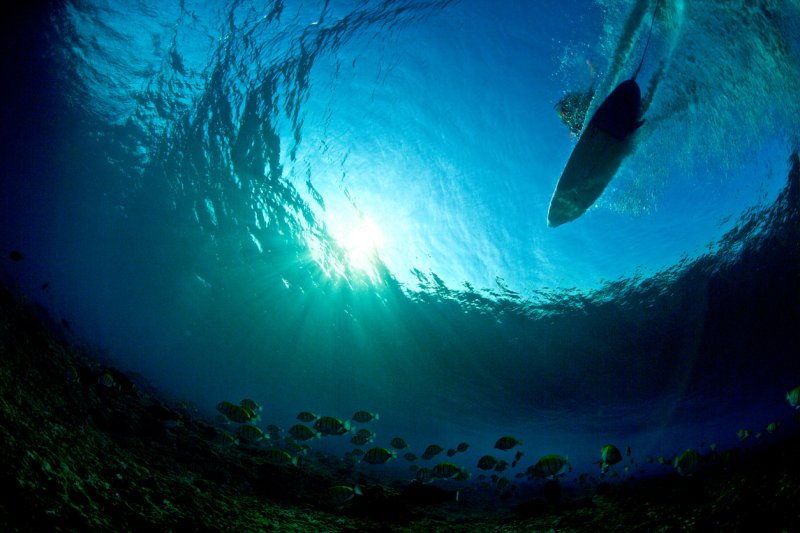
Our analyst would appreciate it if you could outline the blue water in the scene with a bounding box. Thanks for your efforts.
[2,0,800,488]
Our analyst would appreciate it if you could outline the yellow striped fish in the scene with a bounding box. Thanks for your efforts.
[673,449,701,476]
[494,435,521,451]
[431,462,462,479]
[216,401,255,423]
[313,416,351,436]
[362,447,396,465]
[236,424,265,443]
[527,454,570,479]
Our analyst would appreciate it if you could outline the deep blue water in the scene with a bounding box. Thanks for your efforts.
[2,0,800,489]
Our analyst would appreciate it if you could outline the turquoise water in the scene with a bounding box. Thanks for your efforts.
[2,0,800,486]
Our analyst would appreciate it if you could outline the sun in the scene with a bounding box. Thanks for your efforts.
[337,217,385,279]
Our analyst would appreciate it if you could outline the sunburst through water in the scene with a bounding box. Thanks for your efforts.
[1,0,800,530]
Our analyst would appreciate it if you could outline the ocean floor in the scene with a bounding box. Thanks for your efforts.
[1,283,799,532]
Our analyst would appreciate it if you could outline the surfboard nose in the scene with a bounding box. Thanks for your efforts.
[547,210,567,228]
[547,194,580,227]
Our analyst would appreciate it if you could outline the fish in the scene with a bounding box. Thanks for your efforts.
[421,444,444,460]
[390,437,409,449]
[431,462,463,479]
[495,476,511,491]
[214,430,238,447]
[325,485,362,507]
[736,428,752,441]
[216,401,255,424]
[786,385,800,409]
[297,411,318,423]
[494,435,522,451]
[454,470,471,482]
[403,452,418,461]
[283,441,308,456]
[97,373,116,388]
[288,424,320,441]
[494,460,509,472]
[263,449,299,466]
[266,424,283,439]
[456,442,470,453]
[709,443,717,452]
[352,410,379,423]
[514,450,524,462]
[236,424,266,443]
[673,449,701,477]
[362,447,396,465]
[8,250,24,261]
[527,454,570,479]
[350,433,374,446]
[625,445,632,457]
[239,398,262,412]
[446,448,457,457]
[765,422,780,434]
[477,455,499,471]
[599,444,623,473]
[313,416,351,436]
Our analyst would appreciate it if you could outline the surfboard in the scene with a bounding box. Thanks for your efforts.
[547,80,642,228]
[547,121,636,227]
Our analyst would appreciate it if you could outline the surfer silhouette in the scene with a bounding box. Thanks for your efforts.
[555,60,597,138]
[555,90,592,137]
[547,0,662,227]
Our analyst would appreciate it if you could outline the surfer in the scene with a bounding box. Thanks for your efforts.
[555,59,597,138]
[547,0,662,227]
[555,90,592,137]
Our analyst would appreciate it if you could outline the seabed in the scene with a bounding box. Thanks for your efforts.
[1,283,799,532]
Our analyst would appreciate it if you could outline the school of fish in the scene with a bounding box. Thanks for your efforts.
[208,383,800,505]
